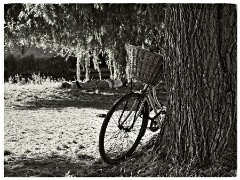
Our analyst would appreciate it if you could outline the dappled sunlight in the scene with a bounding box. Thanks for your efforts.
[4,82,128,110]
[4,82,165,177]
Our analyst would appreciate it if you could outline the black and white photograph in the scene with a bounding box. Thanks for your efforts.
[2,1,237,177]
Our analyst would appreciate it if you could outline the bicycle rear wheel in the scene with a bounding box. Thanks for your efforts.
[99,92,149,165]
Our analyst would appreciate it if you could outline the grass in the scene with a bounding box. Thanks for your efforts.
[4,75,237,177]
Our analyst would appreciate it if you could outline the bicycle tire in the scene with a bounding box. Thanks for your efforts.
[99,92,149,165]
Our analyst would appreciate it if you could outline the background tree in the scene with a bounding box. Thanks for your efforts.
[155,4,237,167]
[4,3,165,80]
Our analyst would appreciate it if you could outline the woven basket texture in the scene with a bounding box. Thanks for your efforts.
[125,44,164,86]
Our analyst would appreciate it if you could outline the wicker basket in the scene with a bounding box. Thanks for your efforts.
[125,44,164,86]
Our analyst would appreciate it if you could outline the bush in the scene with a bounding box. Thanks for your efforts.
[6,72,65,85]
[4,53,74,82]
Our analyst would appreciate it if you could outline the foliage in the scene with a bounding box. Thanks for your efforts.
[4,53,76,81]
[7,72,65,85]
[4,3,165,79]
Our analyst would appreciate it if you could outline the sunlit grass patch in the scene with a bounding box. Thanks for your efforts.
[5,72,64,89]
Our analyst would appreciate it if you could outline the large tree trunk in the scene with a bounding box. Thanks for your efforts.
[156,4,237,167]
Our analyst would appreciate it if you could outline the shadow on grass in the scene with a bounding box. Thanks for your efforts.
[12,87,168,111]
[5,147,171,177]
[4,152,133,177]
[6,82,168,111]
[4,148,237,177]
[13,89,126,111]
[5,153,236,177]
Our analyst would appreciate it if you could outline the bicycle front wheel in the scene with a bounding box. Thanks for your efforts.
[99,92,149,165]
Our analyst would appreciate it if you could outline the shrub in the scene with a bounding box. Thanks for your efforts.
[6,72,65,86]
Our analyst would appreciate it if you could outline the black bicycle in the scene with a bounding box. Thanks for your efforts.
[99,44,166,165]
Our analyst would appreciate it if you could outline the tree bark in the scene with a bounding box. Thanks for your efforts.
[156,4,237,167]
[76,56,81,81]
[85,56,90,81]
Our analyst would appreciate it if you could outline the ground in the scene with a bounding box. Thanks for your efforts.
[3,82,236,177]
[4,83,162,177]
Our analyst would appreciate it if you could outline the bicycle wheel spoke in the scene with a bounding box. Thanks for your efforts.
[104,113,142,156]
[107,131,126,157]
[99,92,149,164]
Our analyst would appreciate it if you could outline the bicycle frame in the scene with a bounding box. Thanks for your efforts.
[141,84,165,126]
[118,93,143,131]
[118,84,165,131]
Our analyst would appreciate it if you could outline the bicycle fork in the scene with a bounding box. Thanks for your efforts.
[146,89,166,131]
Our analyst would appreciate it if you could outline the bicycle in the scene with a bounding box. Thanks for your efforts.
[99,44,166,165]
